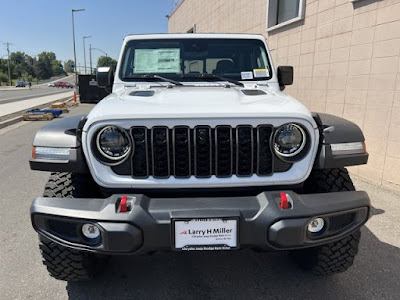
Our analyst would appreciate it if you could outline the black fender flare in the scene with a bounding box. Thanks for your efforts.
[313,113,368,169]
[29,115,89,173]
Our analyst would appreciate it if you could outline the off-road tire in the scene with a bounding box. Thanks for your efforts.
[39,172,108,281]
[43,172,101,198]
[39,236,108,281]
[293,168,361,275]
[303,168,355,193]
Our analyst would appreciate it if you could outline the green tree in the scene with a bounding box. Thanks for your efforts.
[0,71,8,86]
[34,52,66,79]
[10,51,25,65]
[97,56,117,68]
[21,72,28,81]
[51,60,65,76]
[64,60,75,73]
[10,52,35,79]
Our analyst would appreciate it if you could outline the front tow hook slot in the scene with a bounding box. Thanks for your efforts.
[116,196,135,213]
[280,193,293,209]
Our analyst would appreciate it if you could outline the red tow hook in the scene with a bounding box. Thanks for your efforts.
[280,193,289,209]
[120,196,128,213]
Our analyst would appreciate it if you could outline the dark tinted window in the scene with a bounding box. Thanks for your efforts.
[120,38,272,81]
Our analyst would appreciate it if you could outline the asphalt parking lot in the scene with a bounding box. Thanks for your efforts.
[0,104,399,300]
[0,75,75,105]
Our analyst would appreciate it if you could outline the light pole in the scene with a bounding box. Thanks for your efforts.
[83,35,92,74]
[91,48,108,57]
[90,47,108,74]
[72,8,85,91]
[89,44,92,74]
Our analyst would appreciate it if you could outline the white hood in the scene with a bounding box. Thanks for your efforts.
[85,85,314,127]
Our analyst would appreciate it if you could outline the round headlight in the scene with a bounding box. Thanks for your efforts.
[274,123,306,158]
[96,126,131,161]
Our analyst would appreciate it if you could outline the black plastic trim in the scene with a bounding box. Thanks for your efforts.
[30,190,370,254]
[194,126,212,178]
[314,145,368,169]
[236,125,254,177]
[215,125,233,177]
[317,113,365,144]
[173,126,192,178]
[313,113,368,169]
[130,126,149,179]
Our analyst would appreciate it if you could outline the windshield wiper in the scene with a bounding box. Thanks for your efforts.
[181,74,244,87]
[122,74,183,86]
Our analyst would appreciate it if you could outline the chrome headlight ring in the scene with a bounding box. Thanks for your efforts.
[93,125,133,166]
[273,123,309,162]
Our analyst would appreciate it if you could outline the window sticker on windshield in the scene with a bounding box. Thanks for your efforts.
[134,49,180,73]
[241,71,253,80]
[253,68,269,78]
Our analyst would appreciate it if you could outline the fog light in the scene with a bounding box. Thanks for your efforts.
[82,224,100,239]
[307,218,325,233]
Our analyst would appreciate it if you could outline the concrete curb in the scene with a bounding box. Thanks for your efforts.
[0,95,75,130]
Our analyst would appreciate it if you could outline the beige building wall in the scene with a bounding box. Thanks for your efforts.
[168,0,400,191]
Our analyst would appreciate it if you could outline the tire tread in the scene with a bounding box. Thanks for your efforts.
[39,172,107,281]
[293,168,361,275]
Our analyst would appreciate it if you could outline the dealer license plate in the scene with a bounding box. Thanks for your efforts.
[173,218,238,251]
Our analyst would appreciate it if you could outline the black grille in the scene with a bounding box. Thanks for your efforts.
[257,126,273,175]
[130,125,273,179]
[151,127,170,178]
[131,127,149,178]
[215,126,233,177]
[173,127,191,177]
[236,126,253,176]
[47,220,78,239]
[328,213,356,232]
[194,126,212,177]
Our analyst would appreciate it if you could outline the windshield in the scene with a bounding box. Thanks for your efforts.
[119,38,272,82]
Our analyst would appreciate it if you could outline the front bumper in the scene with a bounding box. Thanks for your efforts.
[31,190,370,254]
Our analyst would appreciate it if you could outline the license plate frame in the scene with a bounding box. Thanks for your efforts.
[171,217,240,251]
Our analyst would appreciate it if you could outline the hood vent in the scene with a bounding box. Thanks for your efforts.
[241,89,267,96]
[129,90,155,97]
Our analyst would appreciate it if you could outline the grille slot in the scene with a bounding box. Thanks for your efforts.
[257,125,273,175]
[151,126,170,178]
[215,126,233,177]
[173,126,191,178]
[131,127,149,178]
[130,125,274,179]
[236,125,253,176]
[194,126,212,177]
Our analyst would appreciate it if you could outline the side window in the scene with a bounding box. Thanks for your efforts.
[267,0,305,31]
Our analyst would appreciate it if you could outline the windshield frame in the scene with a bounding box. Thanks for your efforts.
[118,38,273,83]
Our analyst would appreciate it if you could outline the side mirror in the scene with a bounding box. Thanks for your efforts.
[96,66,114,88]
[277,66,293,88]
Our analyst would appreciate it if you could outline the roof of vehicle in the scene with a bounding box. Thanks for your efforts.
[123,33,266,43]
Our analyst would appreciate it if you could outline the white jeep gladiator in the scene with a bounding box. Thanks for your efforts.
[30,33,370,281]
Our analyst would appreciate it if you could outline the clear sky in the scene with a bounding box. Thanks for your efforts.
[0,0,172,68]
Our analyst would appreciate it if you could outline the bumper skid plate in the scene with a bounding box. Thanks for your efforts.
[31,190,370,254]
